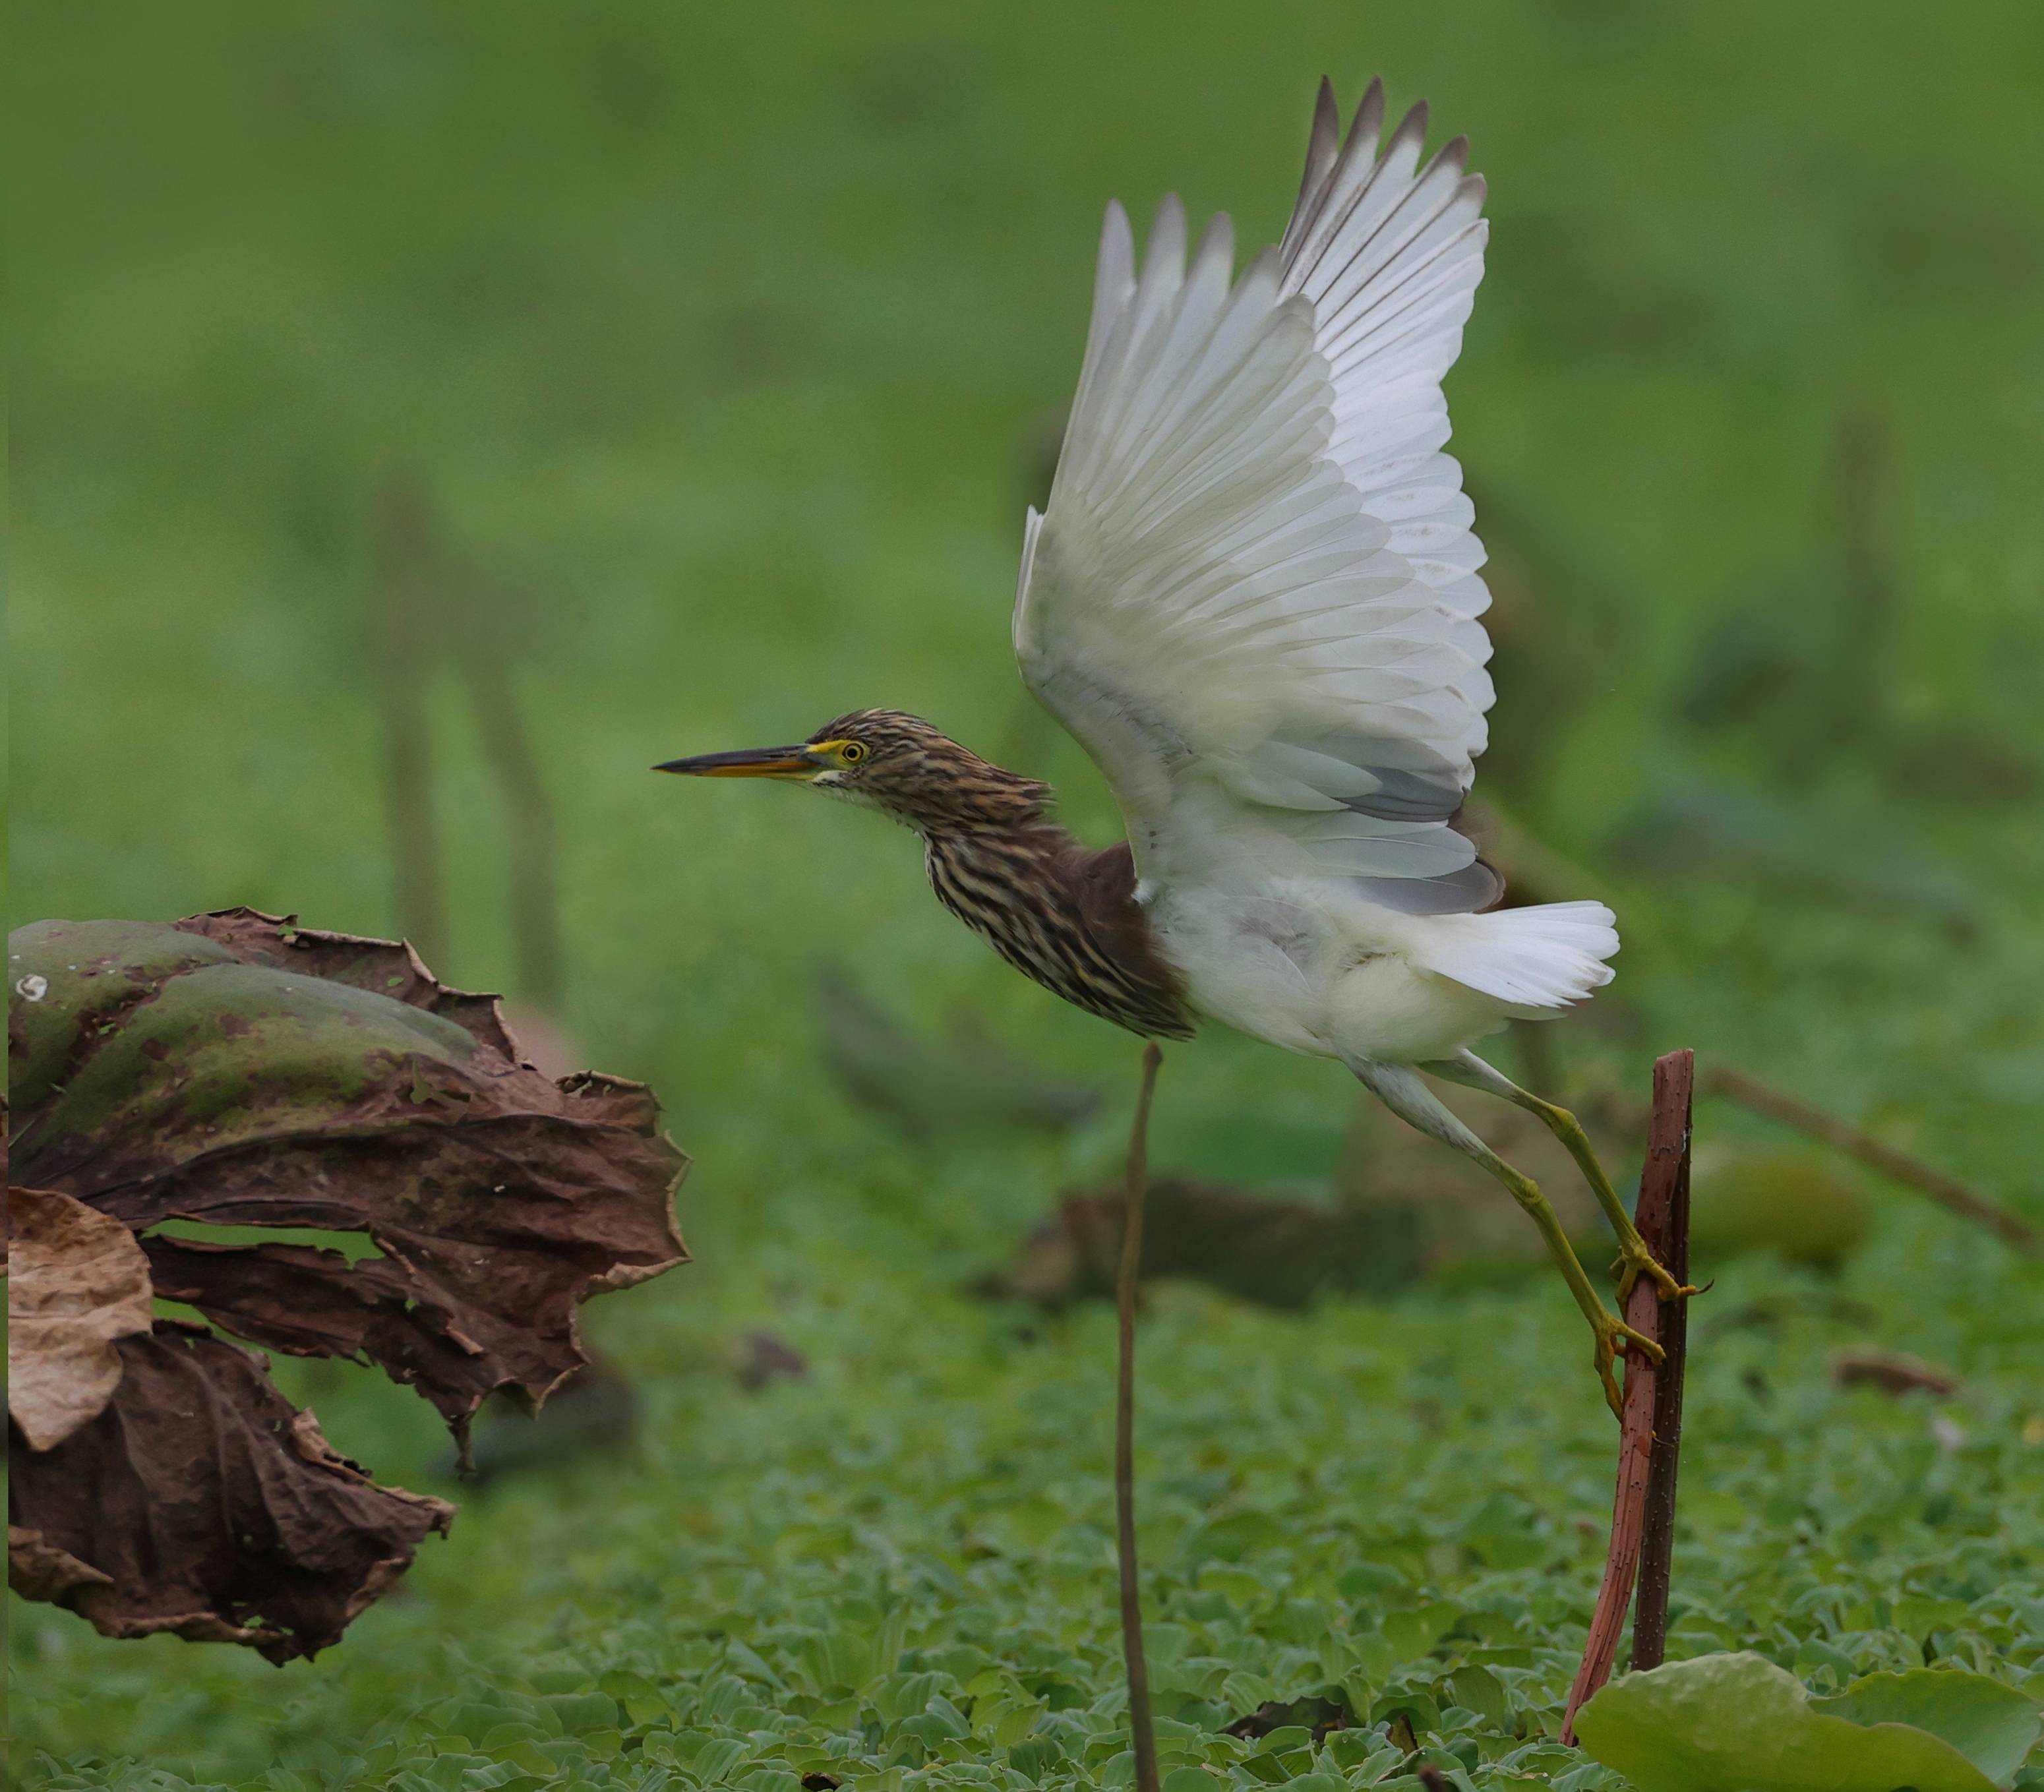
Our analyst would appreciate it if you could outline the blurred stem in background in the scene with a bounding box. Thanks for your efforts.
[374,481,449,972]
[1820,400,1900,731]
[457,581,567,1012]
[371,474,566,1014]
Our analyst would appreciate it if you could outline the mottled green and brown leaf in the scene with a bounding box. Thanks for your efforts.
[9,909,688,1435]
[6,909,690,1659]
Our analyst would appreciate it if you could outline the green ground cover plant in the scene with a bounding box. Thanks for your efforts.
[13,1223,2044,1788]
[11,1,2043,1786]
[1575,1656,2043,1789]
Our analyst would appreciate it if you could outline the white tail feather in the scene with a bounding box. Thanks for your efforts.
[1416,901,1619,1009]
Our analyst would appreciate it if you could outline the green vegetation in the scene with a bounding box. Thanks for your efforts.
[13,1242,2044,1789]
[1576,1656,2044,1789]
[11,2,2043,1787]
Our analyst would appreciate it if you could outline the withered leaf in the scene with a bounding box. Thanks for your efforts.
[7,1183,156,1449]
[9,909,688,1439]
[139,1234,554,1434]
[7,1526,115,1604]
[984,1176,1420,1310]
[7,907,690,1660]
[9,1320,454,1662]
[1832,1348,1963,1398]
[733,1328,810,1392]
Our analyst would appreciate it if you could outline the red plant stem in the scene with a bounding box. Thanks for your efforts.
[1116,1043,1163,1792]
[1561,1050,1694,1745]
[1631,1056,1694,1670]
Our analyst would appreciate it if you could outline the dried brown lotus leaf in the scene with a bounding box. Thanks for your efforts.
[9,1321,454,1662]
[6,909,690,1658]
[9,909,687,1439]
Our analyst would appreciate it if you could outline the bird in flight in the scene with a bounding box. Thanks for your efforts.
[660,79,1689,1416]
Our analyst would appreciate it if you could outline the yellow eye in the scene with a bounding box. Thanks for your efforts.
[839,741,867,765]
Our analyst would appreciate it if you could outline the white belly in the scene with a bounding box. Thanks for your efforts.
[1151,882,1333,1055]
[1150,876,1511,1067]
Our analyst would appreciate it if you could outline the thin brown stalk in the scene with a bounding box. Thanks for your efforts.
[1561,1050,1693,1745]
[373,477,447,969]
[1630,1053,1694,1670]
[456,617,567,1009]
[1116,1042,1163,1792]
[1703,1065,2038,1253]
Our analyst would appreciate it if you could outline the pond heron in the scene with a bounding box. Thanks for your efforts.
[660,79,1691,1418]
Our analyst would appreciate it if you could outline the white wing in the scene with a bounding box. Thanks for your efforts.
[1015,80,1499,914]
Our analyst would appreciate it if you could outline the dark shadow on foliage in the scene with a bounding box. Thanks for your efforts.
[982,1176,1420,1311]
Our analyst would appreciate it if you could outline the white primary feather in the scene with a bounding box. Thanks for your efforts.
[1015,78,1500,918]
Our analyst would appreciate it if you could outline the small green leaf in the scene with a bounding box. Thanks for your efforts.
[691,1737,750,1785]
[1373,1688,1441,1734]
[1445,1663,1511,1729]
[539,1691,618,1736]
[868,1605,911,1683]
[792,1630,869,1697]
[1573,1652,2006,1791]
[1382,1601,1458,1659]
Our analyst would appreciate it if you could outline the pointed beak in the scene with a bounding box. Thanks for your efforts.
[653,745,821,780]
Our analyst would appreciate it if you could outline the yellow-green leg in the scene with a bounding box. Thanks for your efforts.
[1429,1050,1700,1308]
[1351,1061,1662,1421]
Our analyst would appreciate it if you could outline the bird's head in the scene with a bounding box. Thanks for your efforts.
[656,709,1049,833]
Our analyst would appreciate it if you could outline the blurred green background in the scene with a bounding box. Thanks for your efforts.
[11,2,2044,1786]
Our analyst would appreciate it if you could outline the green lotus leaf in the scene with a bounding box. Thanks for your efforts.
[1573,1652,2011,1792]
[1813,1668,2043,1781]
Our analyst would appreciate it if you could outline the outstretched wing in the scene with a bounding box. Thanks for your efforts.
[1015,80,1498,914]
